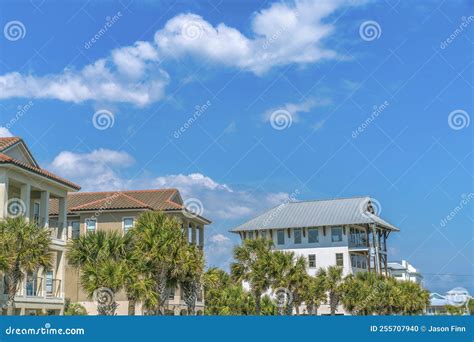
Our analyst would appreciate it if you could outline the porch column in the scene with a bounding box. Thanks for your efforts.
[58,251,65,298]
[58,197,67,240]
[40,190,50,227]
[20,183,31,221]
[0,174,8,220]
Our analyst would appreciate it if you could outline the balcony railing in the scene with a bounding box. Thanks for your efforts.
[4,276,62,299]
[46,219,66,241]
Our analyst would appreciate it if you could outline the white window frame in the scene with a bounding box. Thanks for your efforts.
[331,226,343,242]
[122,217,135,235]
[336,253,344,267]
[308,227,319,243]
[33,201,40,223]
[71,220,80,239]
[85,218,97,234]
[294,228,302,244]
[277,229,285,245]
[308,254,316,268]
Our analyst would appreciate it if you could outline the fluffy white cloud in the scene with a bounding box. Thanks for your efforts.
[48,149,135,191]
[0,42,169,107]
[0,127,13,137]
[152,173,290,220]
[0,0,359,105]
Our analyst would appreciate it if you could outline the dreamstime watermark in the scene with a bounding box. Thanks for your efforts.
[183,198,204,219]
[270,109,292,130]
[261,11,300,50]
[182,21,204,40]
[5,323,85,336]
[273,287,293,309]
[448,109,470,130]
[352,101,389,138]
[440,16,474,49]
[3,20,26,41]
[84,12,123,49]
[262,189,300,228]
[359,20,381,41]
[5,100,34,130]
[93,109,115,130]
[93,287,115,307]
[174,100,211,139]
[3,198,26,218]
[359,198,382,219]
[439,193,474,228]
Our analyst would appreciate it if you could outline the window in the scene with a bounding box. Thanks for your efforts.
[71,221,80,239]
[261,231,267,240]
[26,272,38,296]
[331,227,343,242]
[277,229,285,245]
[33,202,40,223]
[86,219,97,233]
[308,254,316,268]
[336,253,344,267]
[45,271,53,296]
[168,287,175,300]
[294,228,302,244]
[123,217,134,234]
[248,231,254,240]
[308,228,319,243]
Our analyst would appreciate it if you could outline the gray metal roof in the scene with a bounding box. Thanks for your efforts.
[231,196,399,232]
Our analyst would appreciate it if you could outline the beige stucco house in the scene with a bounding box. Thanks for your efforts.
[49,189,211,315]
[0,137,81,315]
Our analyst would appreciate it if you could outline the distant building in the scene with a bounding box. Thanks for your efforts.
[426,287,471,315]
[387,260,423,285]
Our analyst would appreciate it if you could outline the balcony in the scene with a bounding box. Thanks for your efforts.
[46,219,67,245]
[2,275,63,306]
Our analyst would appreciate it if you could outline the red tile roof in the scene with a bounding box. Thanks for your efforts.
[49,189,186,215]
[0,150,81,191]
[0,137,21,151]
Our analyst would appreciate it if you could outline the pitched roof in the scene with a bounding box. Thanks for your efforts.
[231,196,399,232]
[49,189,212,222]
[0,137,21,151]
[0,137,80,190]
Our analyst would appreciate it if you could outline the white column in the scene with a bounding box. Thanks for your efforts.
[40,190,50,228]
[58,197,67,240]
[20,183,31,221]
[58,251,65,298]
[0,174,8,220]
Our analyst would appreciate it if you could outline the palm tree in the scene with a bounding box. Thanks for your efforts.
[132,211,186,315]
[397,280,429,315]
[177,244,204,315]
[302,274,327,315]
[203,268,254,315]
[319,266,344,315]
[231,238,274,315]
[67,230,126,315]
[122,232,157,315]
[0,217,52,315]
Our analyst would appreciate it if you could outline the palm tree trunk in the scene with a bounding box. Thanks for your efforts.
[155,268,168,315]
[6,267,21,316]
[254,291,261,315]
[128,298,136,316]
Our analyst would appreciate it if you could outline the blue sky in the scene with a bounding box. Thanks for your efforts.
[0,0,472,294]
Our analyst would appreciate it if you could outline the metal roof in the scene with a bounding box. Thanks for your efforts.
[231,196,399,232]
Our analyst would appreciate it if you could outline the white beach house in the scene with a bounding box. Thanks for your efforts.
[231,196,400,315]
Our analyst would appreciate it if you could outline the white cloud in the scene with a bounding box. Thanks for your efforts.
[0,0,359,105]
[263,98,331,124]
[152,173,290,220]
[0,42,169,107]
[0,127,13,137]
[48,149,135,191]
[210,233,231,243]
[154,0,349,75]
